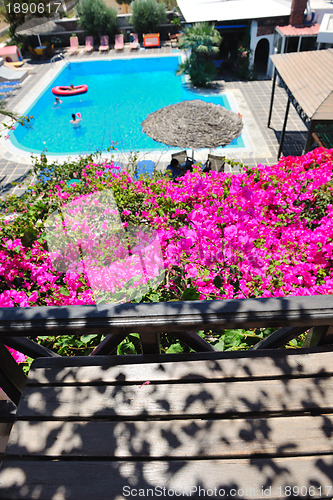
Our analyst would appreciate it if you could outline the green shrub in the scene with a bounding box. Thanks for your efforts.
[177,57,217,88]
[131,0,167,35]
[177,23,222,87]
[77,0,117,39]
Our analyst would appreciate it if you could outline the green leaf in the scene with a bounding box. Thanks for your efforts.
[213,275,223,288]
[80,334,98,343]
[213,340,225,351]
[181,286,200,300]
[166,343,184,354]
[117,340,137,355]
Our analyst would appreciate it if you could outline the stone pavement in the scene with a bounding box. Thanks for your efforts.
[0,44,308,197]
[223,77,308,169]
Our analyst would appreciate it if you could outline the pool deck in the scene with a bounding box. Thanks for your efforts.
[0,43,308,197]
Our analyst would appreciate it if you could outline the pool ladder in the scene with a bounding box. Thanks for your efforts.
[51,53,70,68]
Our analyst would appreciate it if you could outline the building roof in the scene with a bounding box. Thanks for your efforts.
[270,49,333,121]
[276,23,321,36]
[177,0,291,23]
[317,13,333,43]
[0,46,19,56]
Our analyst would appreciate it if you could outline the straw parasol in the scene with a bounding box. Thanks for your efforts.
[141,100,243,151]
[16,17,65,46]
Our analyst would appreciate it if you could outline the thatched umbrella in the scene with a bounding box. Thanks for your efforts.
[16,17,65,46]
[141,100,243,155]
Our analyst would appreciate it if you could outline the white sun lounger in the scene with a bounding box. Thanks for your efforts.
[0,66,28,83]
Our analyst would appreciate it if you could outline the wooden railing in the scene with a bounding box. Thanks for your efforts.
[1,295,333,405]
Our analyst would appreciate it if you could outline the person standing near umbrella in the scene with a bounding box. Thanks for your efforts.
[166,158,182,180]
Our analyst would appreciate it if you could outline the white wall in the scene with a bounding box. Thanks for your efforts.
[250,21,276,77]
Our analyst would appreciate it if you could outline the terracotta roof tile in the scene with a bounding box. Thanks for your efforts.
[276,23,320,37]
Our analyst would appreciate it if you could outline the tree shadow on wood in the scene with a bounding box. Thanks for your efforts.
[1,343,333,498]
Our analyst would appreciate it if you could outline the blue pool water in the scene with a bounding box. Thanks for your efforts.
[11,57,244,154]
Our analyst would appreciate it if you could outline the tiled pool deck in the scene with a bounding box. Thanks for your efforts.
[0,43,308,196]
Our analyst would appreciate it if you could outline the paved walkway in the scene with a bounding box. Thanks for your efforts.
[0,44,308,197]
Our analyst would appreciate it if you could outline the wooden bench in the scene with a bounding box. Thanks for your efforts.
[1,296,333,498]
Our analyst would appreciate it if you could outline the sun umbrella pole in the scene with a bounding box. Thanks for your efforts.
[37,34,42,46]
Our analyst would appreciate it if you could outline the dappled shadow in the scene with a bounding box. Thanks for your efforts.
[1,291,333,407]
[1,294,333,339]
[0,171,30,196]
[1,294,333,399]
[270,129,308,158]
[1,342,333,498]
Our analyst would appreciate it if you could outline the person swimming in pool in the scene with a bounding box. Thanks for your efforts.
[53,96,63,107]
[70,113,82,128]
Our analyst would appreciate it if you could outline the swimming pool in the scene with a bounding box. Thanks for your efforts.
[10,56,245,155]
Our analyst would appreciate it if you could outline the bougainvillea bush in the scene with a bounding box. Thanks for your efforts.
[1,147,333,359]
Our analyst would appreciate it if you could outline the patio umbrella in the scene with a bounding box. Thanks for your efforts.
[16,17,65,47]
[141,100,243,155]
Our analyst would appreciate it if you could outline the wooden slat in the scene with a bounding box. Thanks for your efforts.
[26,347,333,385]
[252,326,307,349]
[0,345,26,406]
[5,415,333,459]
[1,295,333,337]
[1,336,60,359]
[1,456,333,499]
[16,377,333,419]
[0,422,12,457]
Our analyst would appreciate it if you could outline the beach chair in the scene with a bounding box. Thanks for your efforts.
[0,81,19,94]
[67,36,79,55]
[171,150,187,165]
[99,35,109,52]
[129,32,140,50]
[114,34,124,51]
[204,153,225,173]
[171,150,194,173]
[0,66,28,84]
[4,61,24,69]
[104,161,122,174]
[143,33,160,48]
[0,86,17,94]
[169,32,181,48]
[44,44,54,59]
[0,66,28,83]
[28,46,38,60]
[134,159,154,179]
[83,36,94,53]
[0,81,20,87]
